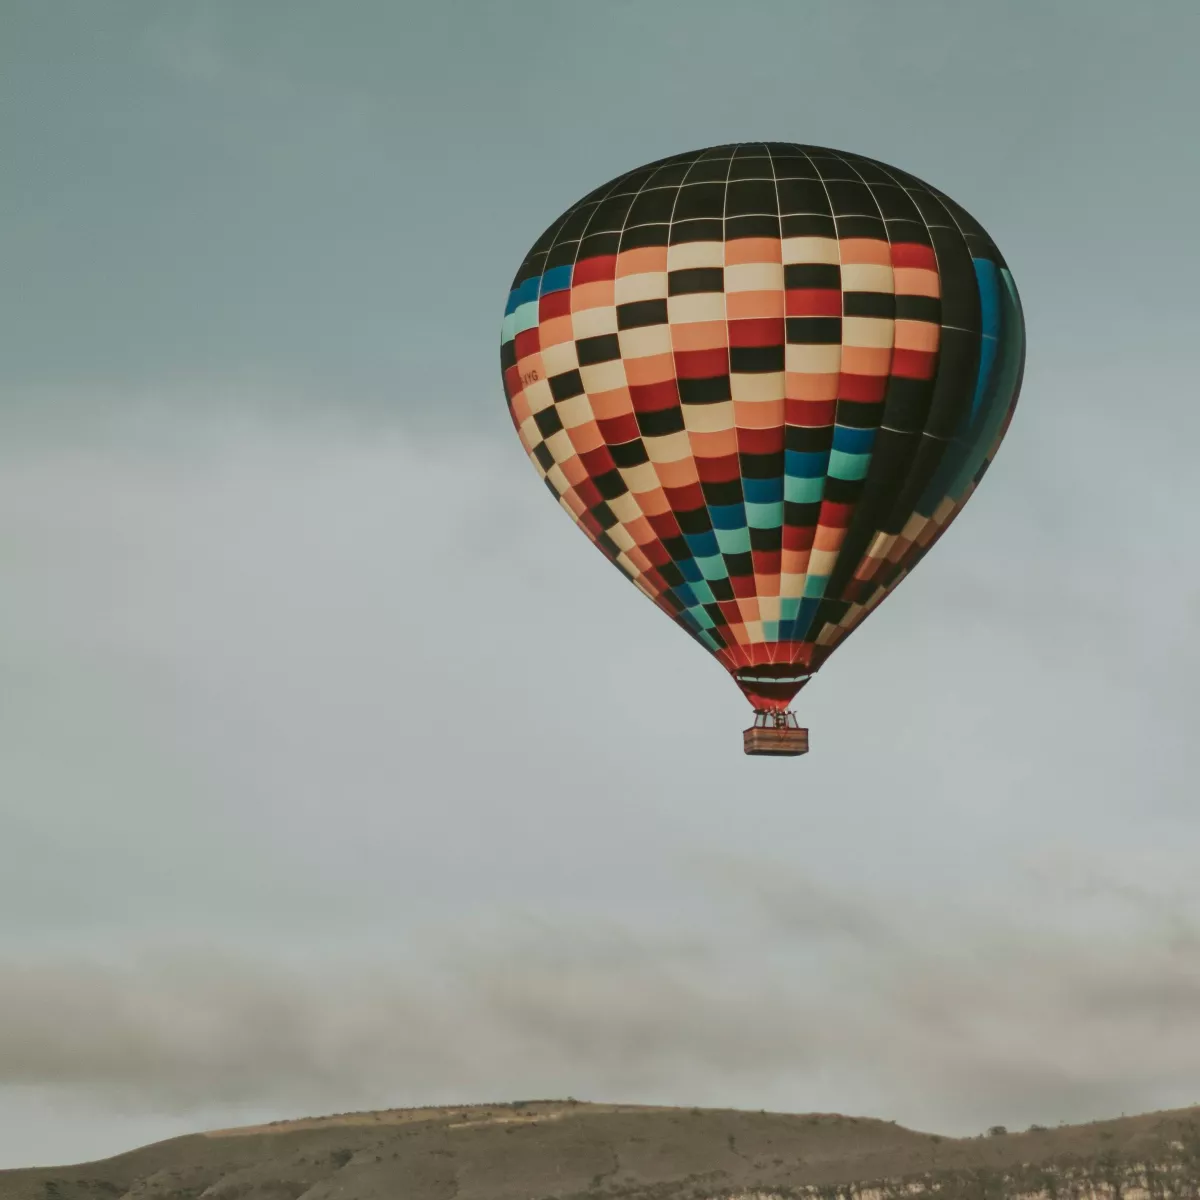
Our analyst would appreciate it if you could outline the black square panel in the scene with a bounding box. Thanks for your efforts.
[834,399,883,429]
[549,369,585,402]
[558,204,600,240]
[678,375,731,404]
[924,327,980,438]
[786,316,841,344]
[620,223,670,249]
[776,178,830,215]
[609,439,650,467]
[636,406,685,438]
[669,267,724,295]
[726,179,779,216]
[726,215,781,240]
[809,154,856,180]
[702,478,744,506]
[676,506,713,534]
[870,184,922,222]
[616,299,669,330]
[593,469,628,500]
[772,155,820,180]
[730,345,784,373]
[608,168,656,196]
[785,424,833,452]
[781,214,836,238]
[894,295,940,324]
[739,452,779,479]
[728,155,773,180]
[784,263,840,290]
[931,226,980,331]
[835,216,886,240]
[669,218,724,244]
[533,405,563,438]
[628,188,679,226]
[823,475,862,504]
[881,436,950,533]
[590,193,636,231]
[684,157,733,183]
[843,292,895,319]
[784,500,821,526]
[578,231,621,259]
[885,219,931,247]
[909,187,953,225]
[881,376,935,432]
[546,239,580,269]
[575,333,622,366]
[673,183,727,221]
[826,180,878,216]
[591,500,619,529]
[658,561,685,587]
[845,158,893,186]
[647,163,693,188]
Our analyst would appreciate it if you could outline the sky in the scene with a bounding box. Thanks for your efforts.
[2,0,1200,1171]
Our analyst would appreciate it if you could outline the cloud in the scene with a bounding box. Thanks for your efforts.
[0,932,809,1114]
[6,860,1200,1138]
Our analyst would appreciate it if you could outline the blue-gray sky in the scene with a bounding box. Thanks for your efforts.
[3,0,1200,1169]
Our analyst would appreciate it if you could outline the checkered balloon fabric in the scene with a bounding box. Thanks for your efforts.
[500,144,1025,712]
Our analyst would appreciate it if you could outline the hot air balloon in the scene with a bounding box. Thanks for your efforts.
[499,143,1024,756]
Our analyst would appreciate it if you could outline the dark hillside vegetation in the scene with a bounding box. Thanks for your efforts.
[5,1100,1200,1199]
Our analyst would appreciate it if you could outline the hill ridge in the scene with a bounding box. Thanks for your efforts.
[5,1099,1200,1199]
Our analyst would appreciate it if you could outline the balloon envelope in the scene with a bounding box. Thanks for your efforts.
[500,143,1024,712]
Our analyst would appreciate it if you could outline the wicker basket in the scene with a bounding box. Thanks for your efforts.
[743,726,810,756]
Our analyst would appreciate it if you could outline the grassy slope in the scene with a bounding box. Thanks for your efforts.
[4,1100,1200,1200]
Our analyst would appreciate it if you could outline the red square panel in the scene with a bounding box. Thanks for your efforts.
[579,446,617,477]
[728,318,785,348]
[630,380,680,413]
[572,255,618,285]
[785,289,841,317]
[890,243,937,270]
[820,500,854,528]
[718,599,743,623]
[514,328,541,359]
[737,427,784,455]
[598,414,641,444]
[647,511,682,540]
[575,478,603,508]
[503,365,522,400]
[696,454,741,484]
[752,549,782,575]
[674,348,730,378]
[664,482,706,512]
[891,348,937,380]
[838,374,888,403]
[539,290,572,321]
[783,524,816,551]
[785,398,836,426]
[643,542,671,568]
